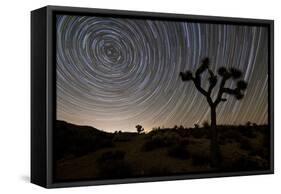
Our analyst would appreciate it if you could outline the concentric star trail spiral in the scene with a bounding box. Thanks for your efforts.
[56,15,268,132]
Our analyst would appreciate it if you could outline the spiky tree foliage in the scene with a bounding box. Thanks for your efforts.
[136,125,144,134]
[179,57,248,167]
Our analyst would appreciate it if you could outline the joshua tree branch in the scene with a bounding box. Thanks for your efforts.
[207,69,217,95]
[214,77,228,106]
[191,77,208,97]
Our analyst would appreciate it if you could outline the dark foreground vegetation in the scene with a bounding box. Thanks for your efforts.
[54,120,270,182]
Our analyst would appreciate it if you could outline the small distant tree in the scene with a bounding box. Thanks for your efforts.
[174,125,178,129]
[194,124,199,128]
[179,125,184,130]
[246,121,252,127]
[180,57,248,167]
[136,125,144,134]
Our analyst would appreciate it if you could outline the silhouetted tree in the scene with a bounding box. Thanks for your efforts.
[194,124,199,128]
[246,121,252,127]
[136,125,144,134]
[180,57,248,167]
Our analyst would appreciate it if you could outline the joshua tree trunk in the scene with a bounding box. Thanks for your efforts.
[210,105,220,167]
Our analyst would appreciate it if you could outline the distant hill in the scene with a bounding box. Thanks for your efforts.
[55,120,114,160]
[56,120,109,135]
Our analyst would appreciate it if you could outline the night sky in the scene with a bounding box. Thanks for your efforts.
[56,15,268,132]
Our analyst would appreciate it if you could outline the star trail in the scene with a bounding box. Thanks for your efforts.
[56,15,268,132]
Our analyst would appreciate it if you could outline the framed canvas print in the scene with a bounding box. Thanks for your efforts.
[31,5,274,188]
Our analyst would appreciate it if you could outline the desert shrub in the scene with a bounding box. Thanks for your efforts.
[220,129,243,143]
[167,144,189,160]
[262,130,270,147]
[191,151,210,166]
[142,132,181,151]
[96,150,133,179]
[249,147,269,159]
[239,137,252,150]
[218,135,229,145]
[240,127,256,138]
[148,127,162,136]
[180,137,189,145]
[190,128,209,139]
[179,125,185,130]
[105,159,132,178]
[221,151,268,171]
[152,127,161,131]
[142,135,167,151]
[246,121,252,127]
[229,155,265,171]
[113,133,136,142]
[97,150,125,163]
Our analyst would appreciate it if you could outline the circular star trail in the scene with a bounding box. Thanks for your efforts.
[56,15,268,132]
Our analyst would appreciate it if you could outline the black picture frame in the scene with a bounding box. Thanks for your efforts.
[31,5,274,188]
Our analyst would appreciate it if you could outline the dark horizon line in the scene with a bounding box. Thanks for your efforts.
[56,119,269,133]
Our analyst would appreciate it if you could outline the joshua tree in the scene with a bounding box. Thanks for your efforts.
[136,125,144,134]
[180,57,248,167]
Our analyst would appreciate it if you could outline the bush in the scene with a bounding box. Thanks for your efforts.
[142,132,181,151]
[97,150,125,163]
[96,150,133,179]
[191,151,210,166]
[221,151,268,171]
[240,128,256,138]
[229,155,265,171]
[142,135,166,151]
[113,133,136,142]
[167,144,189,159]
[190,128,209,139]
[249,147,269,159]
[179,125,185,130]
[220,129,243,143]
[239,137,252,150]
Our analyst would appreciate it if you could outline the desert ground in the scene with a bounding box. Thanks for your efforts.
[54,120,270,182]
